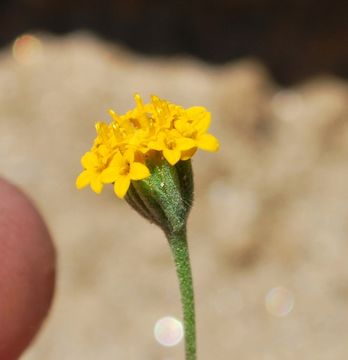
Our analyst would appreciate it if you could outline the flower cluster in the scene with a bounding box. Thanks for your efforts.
[76,94,219,198]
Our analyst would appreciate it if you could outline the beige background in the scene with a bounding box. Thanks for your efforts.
[1,32,348,359]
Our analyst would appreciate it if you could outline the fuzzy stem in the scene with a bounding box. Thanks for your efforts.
[167,228,196,360]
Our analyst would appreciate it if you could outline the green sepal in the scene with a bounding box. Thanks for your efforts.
[175,159,194,211]
[125,158,194,236]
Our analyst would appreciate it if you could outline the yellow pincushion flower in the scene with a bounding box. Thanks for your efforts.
[76,151,106,194]
[148,129,197,165]
[76,94,219,198]
[101,150,150,198]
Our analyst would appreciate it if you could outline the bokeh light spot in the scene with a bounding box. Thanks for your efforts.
[12,34,43,65]
[265,286,294,317]
[154,316,183,347]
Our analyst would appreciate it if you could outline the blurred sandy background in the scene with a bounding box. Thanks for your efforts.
[1,1,348,359]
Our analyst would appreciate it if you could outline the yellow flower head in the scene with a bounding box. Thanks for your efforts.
[76,94,219,198]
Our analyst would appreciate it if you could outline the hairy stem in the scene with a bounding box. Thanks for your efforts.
[167,228,196,360]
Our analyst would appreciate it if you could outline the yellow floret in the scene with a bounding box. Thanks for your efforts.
[76,94,219,198]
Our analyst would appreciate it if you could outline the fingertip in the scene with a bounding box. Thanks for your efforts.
[0,178,56,359]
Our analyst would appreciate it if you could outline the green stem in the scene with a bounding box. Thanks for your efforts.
[167,228,196,360]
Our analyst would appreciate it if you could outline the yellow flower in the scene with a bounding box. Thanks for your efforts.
[76,94,219,198]
[175,107,220,152]
[148,130,196,165]
[75,151,106,193]
[101,150,150,198]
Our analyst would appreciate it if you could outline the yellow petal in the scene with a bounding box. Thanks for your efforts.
[129,162,150,180]
[173,118,187,133]
[114,176,131,198]
[90,176,103,194]
[98,144,110,158]
[186,106,207,118]
[109,152,124,168]
[176,137,196,151]
[124,149,135,163]
[186,107,211,133]
[76,171,90,189]
[163,148,181,165]
[101,167,118,183]
[81,151,99,169]
[148,132,166,151]
[197,133,219,152]
[148,140,163,151]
